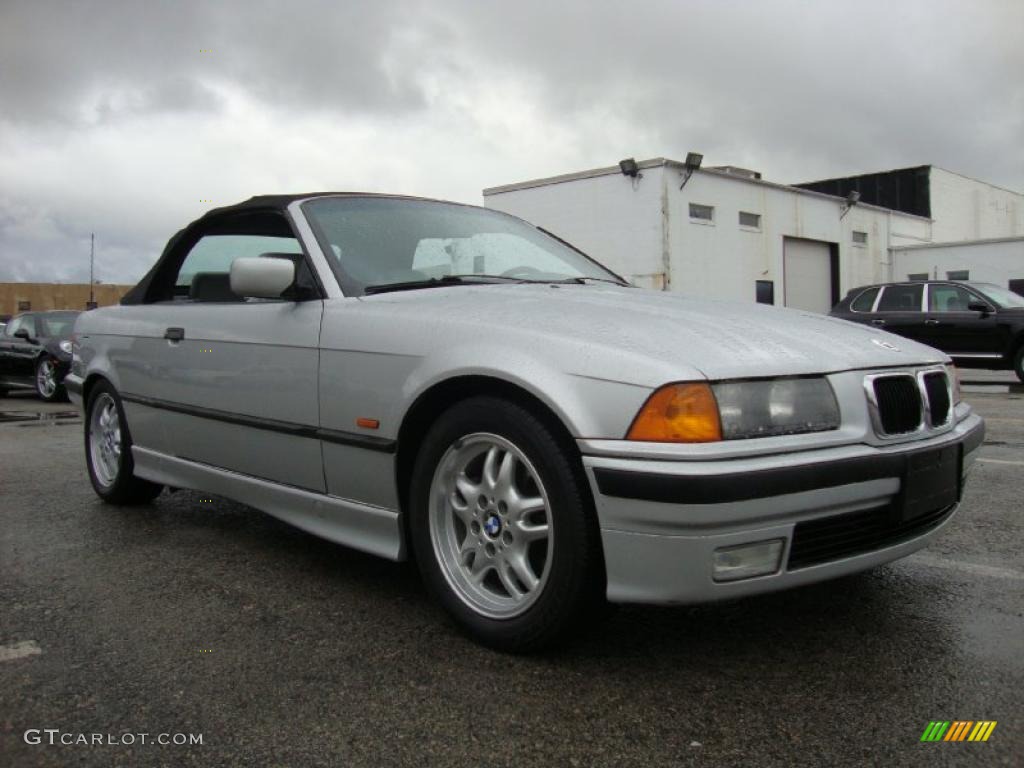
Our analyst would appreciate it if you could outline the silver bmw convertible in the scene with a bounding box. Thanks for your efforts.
[68,193,985,651]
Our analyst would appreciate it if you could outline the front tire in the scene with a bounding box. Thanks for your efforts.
[85,382,163,505]
[35,356,65,402]
[409,396,603,652]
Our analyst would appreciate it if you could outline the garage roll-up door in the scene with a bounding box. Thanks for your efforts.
[783,238,836,314]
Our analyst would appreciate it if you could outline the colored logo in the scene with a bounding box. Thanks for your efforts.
[920,721,997,742]
[484,514,501,537]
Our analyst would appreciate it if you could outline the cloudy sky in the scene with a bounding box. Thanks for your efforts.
[1,0,1021,284]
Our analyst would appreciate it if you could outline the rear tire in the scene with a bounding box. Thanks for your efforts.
[85,381,163,505]
[1014,345,1024,383]
[409,396,604,652]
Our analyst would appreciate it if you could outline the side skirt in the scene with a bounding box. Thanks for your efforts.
[132,446,405,561]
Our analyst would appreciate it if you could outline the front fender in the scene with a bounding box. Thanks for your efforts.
[393,343,656,441]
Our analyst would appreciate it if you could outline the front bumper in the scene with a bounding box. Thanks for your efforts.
[582,413,985,604]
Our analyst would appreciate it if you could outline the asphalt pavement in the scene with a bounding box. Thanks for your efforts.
[1,380,1021,767]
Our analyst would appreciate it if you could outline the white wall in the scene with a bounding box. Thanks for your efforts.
[663,168,930,303]
[484,168,667,289]
[484,162,932,306]
[892,237,1024,287]
[929,167,1024,242]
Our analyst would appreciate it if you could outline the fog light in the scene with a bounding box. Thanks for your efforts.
[712,539,784,582]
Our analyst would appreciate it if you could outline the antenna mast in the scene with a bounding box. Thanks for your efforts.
[89,233,95,306]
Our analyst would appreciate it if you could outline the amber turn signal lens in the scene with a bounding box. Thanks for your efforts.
[627,382,723,442]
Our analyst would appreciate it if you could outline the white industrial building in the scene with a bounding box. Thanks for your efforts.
[483,159,1024,312]
[891,236,1024,293]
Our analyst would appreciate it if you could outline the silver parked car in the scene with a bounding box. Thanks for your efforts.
[68,193,985,650]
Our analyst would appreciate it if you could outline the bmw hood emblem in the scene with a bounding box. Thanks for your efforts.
[871,338,901,352]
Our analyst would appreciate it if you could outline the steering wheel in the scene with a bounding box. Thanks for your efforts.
[500,266,545,279]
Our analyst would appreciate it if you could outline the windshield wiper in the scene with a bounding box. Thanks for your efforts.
[363,274,526,295]
[548,276,631,287]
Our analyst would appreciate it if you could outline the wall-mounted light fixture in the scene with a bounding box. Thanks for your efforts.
[619,158,640,177]
[679,151,703,190]
[840,189,860,220]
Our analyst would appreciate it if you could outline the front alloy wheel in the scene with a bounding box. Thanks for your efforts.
[410,396,604,652]
[35,357,61,401]
[429,434,553,619]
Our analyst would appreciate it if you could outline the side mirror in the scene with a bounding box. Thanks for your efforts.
[967,300,992,315]
[230,257,295,299]
[14,328,32,341]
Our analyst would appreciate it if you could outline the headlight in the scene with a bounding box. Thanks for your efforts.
[59,340,73,355]
[628,377,840,442]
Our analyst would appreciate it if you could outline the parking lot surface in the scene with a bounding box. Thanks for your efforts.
[1,380,1022,767]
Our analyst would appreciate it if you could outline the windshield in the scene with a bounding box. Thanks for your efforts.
[975,283,1024,309]
[38,313,78,338]
[302,196,623,295]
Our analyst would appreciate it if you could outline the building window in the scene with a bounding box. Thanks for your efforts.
[1009,279,1024,298]
[947,269,969,281]
[17,300,31,311]
[738,211,761,229]
[689,203,714,222]
[755,280,774,305]
[907,273,929,281]
[852,231,868,245]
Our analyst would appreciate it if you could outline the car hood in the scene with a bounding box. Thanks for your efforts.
[359,284,947,383]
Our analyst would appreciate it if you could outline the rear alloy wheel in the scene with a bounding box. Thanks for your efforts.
[85,382,163,505]
[35,356,63,402]
[410,396,603,652]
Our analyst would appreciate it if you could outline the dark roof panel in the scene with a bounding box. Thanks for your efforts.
[794,166,932,218]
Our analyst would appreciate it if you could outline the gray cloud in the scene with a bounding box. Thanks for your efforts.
[1,0,1021,284]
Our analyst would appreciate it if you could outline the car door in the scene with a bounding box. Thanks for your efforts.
[921,283,1000,355]
[0,316,17,382]
[870,284,927,343]
[1,314,41,384]
[110,212,326,492]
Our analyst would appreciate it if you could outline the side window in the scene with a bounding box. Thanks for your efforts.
[876,284,923,312]
[850,287,879,312]
[175,234,303,302]
[5,315,35,338]
[928,284,975,312]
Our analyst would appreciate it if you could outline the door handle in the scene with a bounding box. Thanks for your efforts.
[871,318,886,326]
[164,327,185,342]
[924,318,940,325]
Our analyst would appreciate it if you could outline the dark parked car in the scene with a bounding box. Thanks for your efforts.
[831,281,1024,381]
[0,311,80,401]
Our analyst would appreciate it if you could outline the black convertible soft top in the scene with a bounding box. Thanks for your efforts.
[121,194,341,305]
[119,191,524,304]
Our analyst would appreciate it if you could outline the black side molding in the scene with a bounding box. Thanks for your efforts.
[593,422,984,504]
[120,393,396,453]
